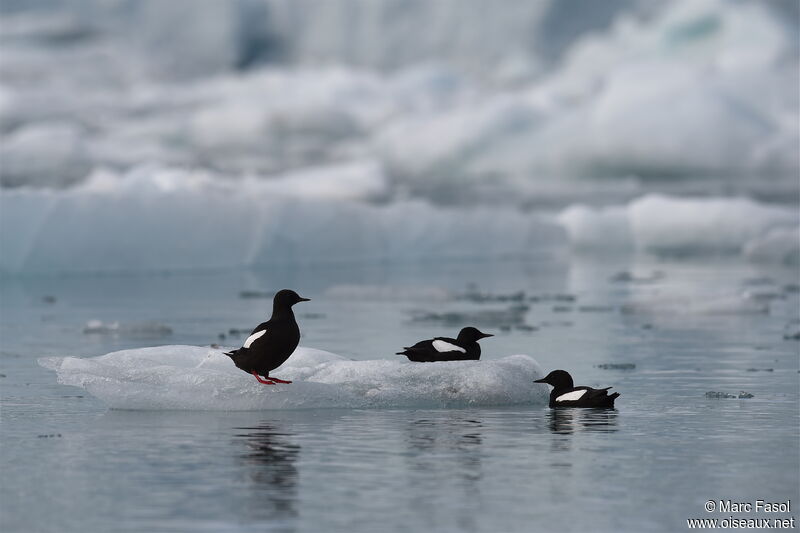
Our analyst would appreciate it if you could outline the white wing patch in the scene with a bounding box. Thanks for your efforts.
[555,389,587,402]
[432,340,466,353]
[243,329,266,348]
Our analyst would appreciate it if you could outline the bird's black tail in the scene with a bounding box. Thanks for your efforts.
[605,392,620,407]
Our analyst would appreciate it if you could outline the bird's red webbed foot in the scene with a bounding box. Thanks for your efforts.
[267,376,292,384]
[252,371,275,385]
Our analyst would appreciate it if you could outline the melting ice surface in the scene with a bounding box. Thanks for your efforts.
[39,346,547,410]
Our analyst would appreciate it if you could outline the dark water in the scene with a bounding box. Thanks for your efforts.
[1,256,798,532]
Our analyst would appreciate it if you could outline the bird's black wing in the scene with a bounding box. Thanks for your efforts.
[580,386,619,407]
[397,339,434,355]
[250,321,270,335]
[226,322,271,356]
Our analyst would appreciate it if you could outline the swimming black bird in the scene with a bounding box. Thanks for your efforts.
[534,370,619,408]
[224,289,309,385]
[396,327,493,362]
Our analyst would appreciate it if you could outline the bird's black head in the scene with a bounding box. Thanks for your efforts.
[273,289,310,308]
[457,326,494,343]
[534,369,574,390]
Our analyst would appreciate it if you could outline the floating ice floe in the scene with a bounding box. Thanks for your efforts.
[744,226,800,265]
[621,292,769,316]
[39,345,548,410]
[558,194,799,261]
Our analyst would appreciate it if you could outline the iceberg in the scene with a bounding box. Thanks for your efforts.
[0,163,562,274]
[0,1,797,274]
[38,345,548,410]
[558,194,799,259]
[744,226,800,265]
[1,1,796,196]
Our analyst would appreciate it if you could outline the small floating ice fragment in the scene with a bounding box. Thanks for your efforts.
[783,322,800,340]
[82,320,173,337]
[83,319,118,334]
[705,391,754,399]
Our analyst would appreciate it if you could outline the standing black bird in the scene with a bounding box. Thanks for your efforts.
[224,289,310,385]
[534,370,619,408]
[396,327,493,362]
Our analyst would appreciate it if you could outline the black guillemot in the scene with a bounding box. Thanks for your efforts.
[397,327,493,362]
[534,369,619,408]
[224,289,309,385]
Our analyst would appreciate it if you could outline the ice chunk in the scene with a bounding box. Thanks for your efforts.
[253,160,390,202]
[82,320,173,337]
[509,0,799,178]
[0,0,797,199]
[559,194,798,257]
[0,121,91,188]
[557,204,631,250]
[621,292,768,316]
[705,391,754,399]
[39,345,548,410]
[628,195,796,253]
[744,226,800,265]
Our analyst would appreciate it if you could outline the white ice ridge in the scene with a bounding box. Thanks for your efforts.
[39,346,549,410]
[0,163,560,274]
[558,194,799,262]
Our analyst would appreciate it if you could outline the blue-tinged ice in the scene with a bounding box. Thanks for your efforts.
[558,194,799,262]
[39,346,549,410]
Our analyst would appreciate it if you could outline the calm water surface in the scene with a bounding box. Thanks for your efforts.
[1,256,798,532]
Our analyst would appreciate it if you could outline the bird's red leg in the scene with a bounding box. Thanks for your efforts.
[266,376,292,384]
[252,371,275,385]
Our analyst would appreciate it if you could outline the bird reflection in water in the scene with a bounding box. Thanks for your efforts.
[405,414,484,530]
[548,408,619,434]
[234,423,300,522]
[407,416,484,479]
[547,408,619,455]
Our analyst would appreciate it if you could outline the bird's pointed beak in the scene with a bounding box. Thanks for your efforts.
[480,333,494,339]
[298,297,311,302]
[533,378,547,383]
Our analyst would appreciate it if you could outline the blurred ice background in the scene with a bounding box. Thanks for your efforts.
[1,0,797,273]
